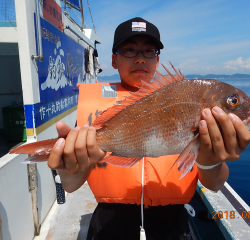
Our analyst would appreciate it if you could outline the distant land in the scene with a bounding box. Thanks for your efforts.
[185,73,250,79]
[98,73,250,81]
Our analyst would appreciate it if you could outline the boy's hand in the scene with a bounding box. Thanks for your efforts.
[196,106,250,191]
[197,106,250,166]
[48,121,105,175]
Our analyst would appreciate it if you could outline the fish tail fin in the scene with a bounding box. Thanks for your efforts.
[161,134,200,185]
[103,154,142,167]
[21,155,50,164]
[9,138,58,155]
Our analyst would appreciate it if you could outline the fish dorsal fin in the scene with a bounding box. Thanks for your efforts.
[92,63,185,128]
[91,103,128,128]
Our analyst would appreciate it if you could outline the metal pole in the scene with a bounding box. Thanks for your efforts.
[0,212,3,240]
[63,0,66,11]
[27,163,40,236]
[64,12,82,30]
[80,0,84,30]
[65,25,93,47]
[32,0,43,61]
[86,0,96,34]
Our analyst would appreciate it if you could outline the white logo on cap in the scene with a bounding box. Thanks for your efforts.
[132,22,146,32]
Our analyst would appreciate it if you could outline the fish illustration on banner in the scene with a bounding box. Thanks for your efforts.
[37,16,86,102]
[41,41,68,91]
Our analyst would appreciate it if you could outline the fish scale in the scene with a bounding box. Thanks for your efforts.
[95,80,206,158]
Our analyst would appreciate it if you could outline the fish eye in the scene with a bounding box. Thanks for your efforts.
[227,95,240,108]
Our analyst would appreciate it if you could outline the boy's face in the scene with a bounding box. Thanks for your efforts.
[112,35,159,91]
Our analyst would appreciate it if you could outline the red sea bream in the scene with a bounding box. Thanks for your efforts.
[10,65,250,178]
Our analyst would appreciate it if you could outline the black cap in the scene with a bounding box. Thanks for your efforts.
[112,17,164,54]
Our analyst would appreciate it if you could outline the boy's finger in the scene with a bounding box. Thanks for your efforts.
[201,108,226,157]
[63,127,80,173]
[48,138,65,170]
[211,107,237,154]
[75,125,90,169]
[198,120,212,152]
[229,113,250,150]
[56,121,71,138]
[86,127,105,162]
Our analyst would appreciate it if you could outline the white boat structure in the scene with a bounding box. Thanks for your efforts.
[0,1,250,239]
[0,0,100,239]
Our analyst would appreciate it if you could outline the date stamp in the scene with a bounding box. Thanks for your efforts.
[212,211,250,219]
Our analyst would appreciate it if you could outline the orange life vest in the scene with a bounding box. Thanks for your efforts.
[77,82,198,206]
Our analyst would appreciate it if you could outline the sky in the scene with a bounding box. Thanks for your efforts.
[80,0,250,76]
[1,0,249,76]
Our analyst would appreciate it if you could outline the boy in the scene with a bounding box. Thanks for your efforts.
[48,17,250,239]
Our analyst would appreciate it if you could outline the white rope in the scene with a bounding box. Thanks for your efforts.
[140,157,146,240]
[195,162,221,169]
[184,204,195,217]
[86,0,97,34]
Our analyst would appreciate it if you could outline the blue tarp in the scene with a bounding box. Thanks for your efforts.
[68,0,80,8]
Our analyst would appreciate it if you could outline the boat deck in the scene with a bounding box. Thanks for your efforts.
[33,181,250,240]
[34,183,97,240]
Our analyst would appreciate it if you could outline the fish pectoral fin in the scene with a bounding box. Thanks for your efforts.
[21,154,50,164]
[161,133,200,185]
[103,154,142,167]
[177,133,200,179]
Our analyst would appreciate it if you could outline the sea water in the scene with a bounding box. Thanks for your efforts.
[216,78,250,206]
[99,77,250,206]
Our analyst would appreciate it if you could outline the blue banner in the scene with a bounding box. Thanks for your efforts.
[25,93,79,129]
[37,16,86,102]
